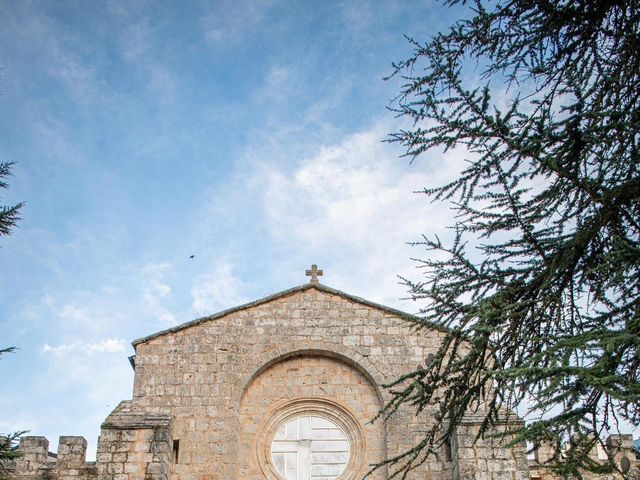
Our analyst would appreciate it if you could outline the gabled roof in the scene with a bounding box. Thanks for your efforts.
[132,282,444,347]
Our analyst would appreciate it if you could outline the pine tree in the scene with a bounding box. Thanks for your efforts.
[381,0,639,477]
[0,349,24,480]
[0,162,23,238]
[0,432,23,480]
[0,163,25,478]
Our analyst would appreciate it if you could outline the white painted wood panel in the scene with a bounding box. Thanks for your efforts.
[271,415,350,480]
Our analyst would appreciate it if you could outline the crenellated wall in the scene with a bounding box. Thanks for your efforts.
[6,436,97,480]
[7,429,636,480]
[529,434,638,480]
[6,413,173,480]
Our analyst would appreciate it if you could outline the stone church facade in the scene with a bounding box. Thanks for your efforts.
[8,273,637,480]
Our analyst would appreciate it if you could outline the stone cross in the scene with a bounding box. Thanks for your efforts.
[305,264,323,284]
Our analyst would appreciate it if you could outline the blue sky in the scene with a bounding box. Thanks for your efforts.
[0,0,474,459]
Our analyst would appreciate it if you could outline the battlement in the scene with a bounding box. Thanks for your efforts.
[6,402,173,480]
[5,436,97,480]
[530,434,638,480]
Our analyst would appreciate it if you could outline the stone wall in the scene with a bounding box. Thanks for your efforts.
[529,434,638,480]
[6,283,638,480]
[130,285,453,480]
[451,416,529,480]
[6,436,97,480]
[97,401,172,480]
[7,430,637,480]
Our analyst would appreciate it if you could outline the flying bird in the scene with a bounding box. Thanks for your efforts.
[189,255,195,259]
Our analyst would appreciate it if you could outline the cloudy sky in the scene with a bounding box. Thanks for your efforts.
[0,0,472,459]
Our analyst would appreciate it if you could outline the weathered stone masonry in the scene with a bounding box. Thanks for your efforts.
[6,281,637,480]
[10,436,96,480]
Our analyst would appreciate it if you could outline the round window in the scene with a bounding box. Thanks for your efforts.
[256,398,365,480]
[271,415,350,480]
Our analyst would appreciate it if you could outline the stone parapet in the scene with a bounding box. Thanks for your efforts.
[9,436,97,480]
[15,437,51,477]
[451,414,530,480]
[530,434,638,480]
[97,401,172,480]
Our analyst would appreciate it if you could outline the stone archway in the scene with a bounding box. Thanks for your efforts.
[233,341,389,408]
[237,353,387,480]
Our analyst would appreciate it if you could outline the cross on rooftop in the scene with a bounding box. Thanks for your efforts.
[305,264,323,284]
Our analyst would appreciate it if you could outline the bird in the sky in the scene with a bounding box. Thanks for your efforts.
[189,255,195,259]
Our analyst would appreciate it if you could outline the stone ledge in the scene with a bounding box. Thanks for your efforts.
[101,401,171,430]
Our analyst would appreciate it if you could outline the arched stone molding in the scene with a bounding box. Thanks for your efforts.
[235,340,388,409]
[235,348,389,479]
[256,397,366,480]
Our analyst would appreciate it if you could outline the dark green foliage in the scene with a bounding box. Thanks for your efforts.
[381,0,639,477]
[0,350,24,480]
[0,162,23,238]
[0,432,24,480]
[0,150,24,480]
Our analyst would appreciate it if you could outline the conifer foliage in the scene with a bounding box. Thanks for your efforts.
[0,163,24,477]
[383,0,639,477]
[0,431,23,480]
[0,161,22,238]
[0,349,23,480]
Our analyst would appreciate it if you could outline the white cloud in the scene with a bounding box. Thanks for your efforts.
[24,16,119,109]
[140,262,176,326]
[42,338,126,355]
[258,66,295,104]
[259,122,460,248]
[188,118,468,309]
[190,262,248,316]
[23,294,113,334]
[202,120,467,308]
[59,304,99,328]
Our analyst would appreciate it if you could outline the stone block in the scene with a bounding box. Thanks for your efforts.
[57,436,87,468]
